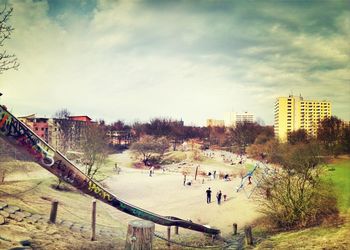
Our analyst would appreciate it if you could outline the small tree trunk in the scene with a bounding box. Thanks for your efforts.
[125,220,154,250]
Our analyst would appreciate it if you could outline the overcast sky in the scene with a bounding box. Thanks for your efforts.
[0,0,349,126]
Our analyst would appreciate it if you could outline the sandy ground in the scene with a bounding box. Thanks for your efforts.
[4,150,262,238]
[104,151,262,236]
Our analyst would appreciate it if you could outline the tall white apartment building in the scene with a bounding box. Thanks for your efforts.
[225,112,255,127]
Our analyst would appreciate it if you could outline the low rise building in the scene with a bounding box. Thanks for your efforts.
[206,119,225,127]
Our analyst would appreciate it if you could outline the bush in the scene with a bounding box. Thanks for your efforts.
[257,143,339,229]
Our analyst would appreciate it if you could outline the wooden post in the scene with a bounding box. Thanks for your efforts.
[0,170,5,183]
[49,200,58,224]
[167,226,171,248]
[91,200,96,241]
[175,226,179,235]
[125,220,155,250]
[266,187,271,199]
[194,165,199,180]
[232,223,237,235]
[244,226,253,245]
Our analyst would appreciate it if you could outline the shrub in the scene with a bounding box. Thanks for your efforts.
[257,142,339,229]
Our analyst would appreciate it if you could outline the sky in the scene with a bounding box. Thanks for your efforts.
[0,0,349,126]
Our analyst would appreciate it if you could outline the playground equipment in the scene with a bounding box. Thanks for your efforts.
[236,162,274,198]
[0,105,220,235]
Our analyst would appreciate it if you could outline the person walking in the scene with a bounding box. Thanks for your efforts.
[216,190,222,205]
[149,166,154,177]
[206,187,212,204]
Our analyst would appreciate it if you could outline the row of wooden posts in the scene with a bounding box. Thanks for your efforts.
[48,200,254,249]
[48,199,97,241]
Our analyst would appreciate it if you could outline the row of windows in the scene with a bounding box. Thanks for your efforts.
[34,127,48,131]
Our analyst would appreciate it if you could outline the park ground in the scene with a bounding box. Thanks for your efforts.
[0,150,349,249]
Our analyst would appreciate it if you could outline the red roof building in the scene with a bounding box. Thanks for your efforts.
[68,116,92,122]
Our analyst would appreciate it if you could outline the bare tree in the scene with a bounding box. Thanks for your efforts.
[0,5,19,74]
[229,121,263,153]
[288,129,309,145]
[81,124,109,179]
[54,108,74,154]
[257,142,338,229]
[130,135,169,166]
[317,116,343,156]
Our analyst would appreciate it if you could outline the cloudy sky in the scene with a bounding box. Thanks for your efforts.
[0,0,349,126]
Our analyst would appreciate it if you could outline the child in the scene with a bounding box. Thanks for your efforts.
[223,194,227,201]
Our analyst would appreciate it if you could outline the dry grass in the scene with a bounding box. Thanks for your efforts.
[255,216,350,249]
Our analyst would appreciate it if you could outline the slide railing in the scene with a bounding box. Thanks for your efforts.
[0,105,220,235]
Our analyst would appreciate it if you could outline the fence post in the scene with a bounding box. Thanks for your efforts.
[175,226,179,235]
[0,170,6,183]
[244,226,253,245]
[167,226,171,248]
[233,223,237,235]
[194,166,199,180]
[91,200,96,241]
[49,200,59,224]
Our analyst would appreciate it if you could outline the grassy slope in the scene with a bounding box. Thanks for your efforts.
[0,157,227,249]
[327,159,350,213]
[0,161,124,229]
[255,158,350,249]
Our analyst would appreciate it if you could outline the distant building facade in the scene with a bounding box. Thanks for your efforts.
[206,119,225,127]
[18,114,92,151]
[107,130,132,146]
[274,95,331,142]
[225,112,255,127]
[19,115,51,143]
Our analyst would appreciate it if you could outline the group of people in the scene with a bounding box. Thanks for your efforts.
[206,187,226,205]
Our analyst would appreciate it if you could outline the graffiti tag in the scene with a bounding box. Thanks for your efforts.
[88,181,112,201]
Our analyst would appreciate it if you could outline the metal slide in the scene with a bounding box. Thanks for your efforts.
[0,105,220,235]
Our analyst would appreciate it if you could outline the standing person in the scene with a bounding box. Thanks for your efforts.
[183,175,186,186]
[206,187,212,204]
[216,190,222,205]
[149,166,154,177]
